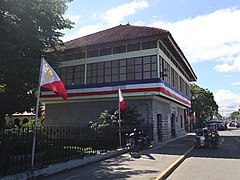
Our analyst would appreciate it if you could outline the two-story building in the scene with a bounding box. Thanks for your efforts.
[41,24,197,142]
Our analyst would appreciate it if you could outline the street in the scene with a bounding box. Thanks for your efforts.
[38,135,195,180]
[168,128,240,180]
[37,128,240,180]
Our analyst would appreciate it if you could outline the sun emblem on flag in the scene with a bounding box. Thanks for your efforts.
[44,68,53,79]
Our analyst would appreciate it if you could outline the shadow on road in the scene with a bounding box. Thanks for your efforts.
[90,156,159,179]
[189,135,240,159]
[39,130,240,179]
[79,135,197,179]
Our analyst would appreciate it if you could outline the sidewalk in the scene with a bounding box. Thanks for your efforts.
[2,133,195,180]
[114,133,196,180]
[39,133,195,180]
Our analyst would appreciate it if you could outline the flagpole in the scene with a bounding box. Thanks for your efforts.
[31,58,43,167]
[118,89,122,148]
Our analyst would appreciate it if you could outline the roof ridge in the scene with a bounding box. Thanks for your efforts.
[64,24,169,49]
[64,25,123,44]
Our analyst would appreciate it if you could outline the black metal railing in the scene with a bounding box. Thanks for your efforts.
[0,125,153,177]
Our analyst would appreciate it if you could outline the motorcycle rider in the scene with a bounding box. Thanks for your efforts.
[209,128,219,149]
[203,128,209,141]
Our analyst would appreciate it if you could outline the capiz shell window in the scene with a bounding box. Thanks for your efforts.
[60,55,158,86]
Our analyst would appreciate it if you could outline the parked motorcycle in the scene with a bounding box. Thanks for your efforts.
[125,134,139,153]
[125,129,151,154]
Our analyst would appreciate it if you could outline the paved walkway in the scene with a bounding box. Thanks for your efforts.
[38,134,196,180]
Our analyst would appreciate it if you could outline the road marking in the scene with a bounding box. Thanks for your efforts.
[219,138,224,145]
[64,175,78,180]
[234,137,240,144]
[156,145,195,180]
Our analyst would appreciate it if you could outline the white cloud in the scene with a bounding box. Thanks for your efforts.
[232,82,240,86]
[150,8,240,64]
[62,24,104,42]
[214,54,240,72]
[65,14,82,24]
[214,89,240,114]
[62,7,240,73]
[102,0,149,26]
[62,0,149,42]
[224,74,232,78]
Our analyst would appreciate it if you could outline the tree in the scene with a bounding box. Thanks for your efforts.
[190,84,219,128]
[90,106,144,130]
[89,106,145,147]
[230,110,240,120]
[0,0,73,128]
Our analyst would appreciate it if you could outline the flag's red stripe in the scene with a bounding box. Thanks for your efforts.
[190,115,196,120]
[42,81,67,100]
[120,100,125,110]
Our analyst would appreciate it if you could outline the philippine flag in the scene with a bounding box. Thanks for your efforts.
[118,88,125,110]
[40,58,68,100]
[190,112,196,120]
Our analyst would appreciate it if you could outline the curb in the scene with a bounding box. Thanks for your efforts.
[156,145,195,180]
[150,134,189,151]
[1,148,128,180]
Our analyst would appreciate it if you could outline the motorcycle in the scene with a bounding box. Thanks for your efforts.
[194,127,220,149]
[126,134,139,153]
[126,129,152,154]
[194,128,209,148]
[209,131,219,149]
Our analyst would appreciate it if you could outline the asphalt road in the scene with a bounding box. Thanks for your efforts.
[38,135,195,180]
[167,128,240,180]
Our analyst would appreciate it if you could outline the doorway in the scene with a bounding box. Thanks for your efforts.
[171,113,176,137]
[157,114,163,141]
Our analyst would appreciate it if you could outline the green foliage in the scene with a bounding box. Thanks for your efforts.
[230,111,240,120]
[0,0,73,127]
[21,119,42,130]
[90,106,144,130]
[190,84,219,128]
[121,106,144,126]
[88,106,144,147]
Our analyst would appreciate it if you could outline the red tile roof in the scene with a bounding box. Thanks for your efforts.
[63,24,197,81]
[64,24,169,49]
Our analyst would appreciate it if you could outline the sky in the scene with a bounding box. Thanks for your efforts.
[61,0,240,116]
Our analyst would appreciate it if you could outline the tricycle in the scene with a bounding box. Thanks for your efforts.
[194,127,219,149]
[194,128,209,148]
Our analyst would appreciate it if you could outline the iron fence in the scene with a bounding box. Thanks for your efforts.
[0,124,153,177]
